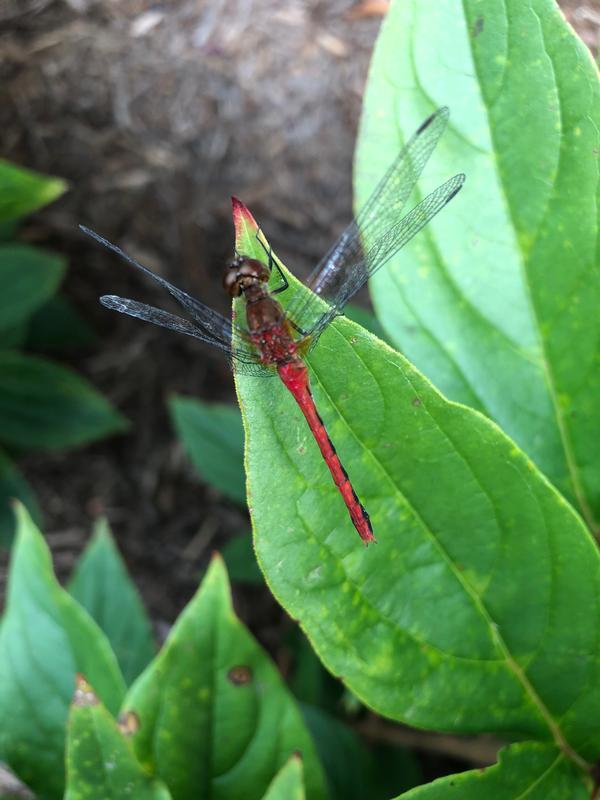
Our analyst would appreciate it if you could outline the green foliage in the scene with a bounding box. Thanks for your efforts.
[0,448,40,536]
[355,0,600,533]
[261,757,305,800]
[65,676,172,800]
[123,555,326,800]
[0,244,65,332]
[229,2,600,793]
[302,705,421,800]
[2,1,597,797]
[169,395,246,504]
[0,160,125,546]
[0,351,127,450]
[68,520,156,685]
[392,742,589,799]
[220,531,264,584]
[0,508,327,800]
[0,159,66,223]
[0,505,126,799]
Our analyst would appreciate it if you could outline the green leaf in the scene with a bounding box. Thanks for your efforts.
[68,520,156,685]
[65,675,172,800]
[393,742,589,799]
[0,351,128,450]
[169,395,246,504]
[355,0,600,530]
[122,556,327,800]
[0,505,126,799]
[1,323,28,349]
[0,449,40,548]
[0,244,66,332]
[26,294,96,352]
[0,219,19,241]
[344,303,389,344]
[302,705,420,800]
[261,757,304,800]
[221,532,263,584]
[0,160,67,223]
[232,208,600,765]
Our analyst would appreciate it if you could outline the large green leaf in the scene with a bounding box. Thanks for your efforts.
[122,556,326,800]
[261,757,304,800]
[393,742,589,798]
[0,244,66,332]
[0,160,66,223]
[0,449,40,548]
[65,676,172,800]
[232,203,600,772]
[68,520,156,685]
[0,505,126,799]
[169,395,246,505]
[354,0,600,530]
[0,351,128,450]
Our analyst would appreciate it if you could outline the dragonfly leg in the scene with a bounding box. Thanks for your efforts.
[289,319,309,336]
[270,263,289,295]
[254,228,289,295]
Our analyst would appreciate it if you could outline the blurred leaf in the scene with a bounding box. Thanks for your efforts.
[233,204,600,761]
[392,742,588,799]
[65,676,172,800]
[261,757,304,800]
[169,395,246,504]
[288,628,329,709]
[221,532,263,585]
[0,220,19,241]
[355,0,600,529]
[26,294,96,352]
[0,351,128,450]
[0,449,40,548]
[0,160,66,223]
[1,323,28,349]
[302,706,420,800]
[0,505,126,799]
[68,520,156,685]
[123,556,327,800]
[0,244,66,333]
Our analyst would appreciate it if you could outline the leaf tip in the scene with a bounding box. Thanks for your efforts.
[231,196,259,251]
[73,674,98,707]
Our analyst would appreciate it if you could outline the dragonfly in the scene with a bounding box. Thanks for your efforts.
[83,106,464,545]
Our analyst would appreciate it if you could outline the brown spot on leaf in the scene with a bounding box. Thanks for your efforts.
[412,397,422,407]
[118,710,141,736]
[228,665,253,685]
[471,16,484,37]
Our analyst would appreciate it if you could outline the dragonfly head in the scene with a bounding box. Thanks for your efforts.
[223,255,270,298]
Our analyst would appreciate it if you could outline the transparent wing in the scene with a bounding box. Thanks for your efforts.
[305,172,465,343]
[284,107,464,336]
[100,295,273,377]
[85,225,273,377]
[81,225,247,342]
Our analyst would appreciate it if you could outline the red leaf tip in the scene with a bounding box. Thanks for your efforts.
[231,195,259,246]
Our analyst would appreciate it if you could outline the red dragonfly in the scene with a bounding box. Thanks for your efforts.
[83,107,464,545]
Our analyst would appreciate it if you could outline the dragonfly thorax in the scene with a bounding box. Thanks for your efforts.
[223,255,269,298]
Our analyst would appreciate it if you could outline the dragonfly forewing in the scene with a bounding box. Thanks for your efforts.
[282,107,464,340]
